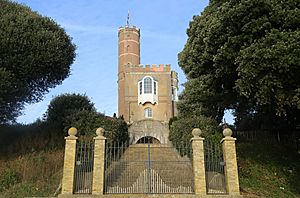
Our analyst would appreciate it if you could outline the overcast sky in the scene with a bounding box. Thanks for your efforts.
[14,0,234,124]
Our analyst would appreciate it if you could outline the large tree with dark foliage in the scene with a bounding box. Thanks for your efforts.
[178,0,300,130]
[0,0,76,124]
[44,93,129,141]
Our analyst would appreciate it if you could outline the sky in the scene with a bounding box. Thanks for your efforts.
[14,0,234,124]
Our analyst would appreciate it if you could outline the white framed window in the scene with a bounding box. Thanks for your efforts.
[138,76,158,105]
[144,77,152,94]
[144,108,152,118]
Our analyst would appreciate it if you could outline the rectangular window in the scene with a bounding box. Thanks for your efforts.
[145,108,152,118]
[148,109,152,117]
[154,81,157,95]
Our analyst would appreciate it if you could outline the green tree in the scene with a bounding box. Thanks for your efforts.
[44,93,96,130]
[178,0,300,130]
[0,0,76,124]
[169,116,221,145]
[43,93,129,142]
[65,110,129,142]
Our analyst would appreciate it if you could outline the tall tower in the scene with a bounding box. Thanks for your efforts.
[118,25,140,118]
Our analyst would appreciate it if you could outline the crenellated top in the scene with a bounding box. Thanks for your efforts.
[124,63,171,72]
[118,26,140,36]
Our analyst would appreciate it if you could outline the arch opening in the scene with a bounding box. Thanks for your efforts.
[136,136,160,144]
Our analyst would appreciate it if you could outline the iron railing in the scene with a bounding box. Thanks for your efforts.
[104,138,194,194]
[204,139,227,194]
[73,139,94,194]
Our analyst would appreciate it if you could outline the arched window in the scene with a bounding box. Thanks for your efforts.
[138,76,158,105]
[144,108,152,118]
[144,77,152,94]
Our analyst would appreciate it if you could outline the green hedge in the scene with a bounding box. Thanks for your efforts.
[169,116,222,145]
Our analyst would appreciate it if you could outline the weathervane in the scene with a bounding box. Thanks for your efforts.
[126,10,130,27]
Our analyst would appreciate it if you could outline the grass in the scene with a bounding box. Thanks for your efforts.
[237,141,300,198]
[0,149,64,198]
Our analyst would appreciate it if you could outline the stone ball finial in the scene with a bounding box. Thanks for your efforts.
[68,127,77,136]
[192,128,202,138]
[96,127,105,137]
[223,127,233,137]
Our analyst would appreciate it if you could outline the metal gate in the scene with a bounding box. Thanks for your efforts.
[104,137,194,194]
[204,139,227,194]
[73,139,94,194]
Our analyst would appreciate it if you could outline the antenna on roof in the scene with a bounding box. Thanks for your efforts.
[126,10,130,27]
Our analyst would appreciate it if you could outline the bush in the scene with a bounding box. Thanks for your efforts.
[169,116,222,145]
[65,110,129,142]
[0,120,65,157]
[44,93,96,132]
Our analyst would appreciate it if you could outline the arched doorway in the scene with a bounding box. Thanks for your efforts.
[136,136,160,144]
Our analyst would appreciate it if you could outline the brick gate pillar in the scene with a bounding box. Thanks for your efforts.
[61,127,78,194]
[191,128,206,195]
[92,127,107,195]
[221,127,240,195]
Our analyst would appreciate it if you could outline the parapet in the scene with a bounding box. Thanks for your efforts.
[125,63,171,72]
[118,26,140,36]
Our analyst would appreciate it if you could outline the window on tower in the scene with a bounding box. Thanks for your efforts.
[144,108,152,118]
[138,76,158,105]
[144,77,152,94]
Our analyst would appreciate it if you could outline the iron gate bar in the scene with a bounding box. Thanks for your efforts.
[204,139,227,194]
[104,140,194,194]
[73,139,94,194]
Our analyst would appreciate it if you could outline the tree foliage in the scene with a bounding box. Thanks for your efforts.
[44,93,129,141]
[44,93,96,128]
[178,0,300,130]
[0,0,76,124]
[169,116,222,145]
[65,110,129,141]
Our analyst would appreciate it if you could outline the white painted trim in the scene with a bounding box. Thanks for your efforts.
[138,76,158,105]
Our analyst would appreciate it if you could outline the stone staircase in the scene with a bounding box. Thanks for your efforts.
[105,144,194,192]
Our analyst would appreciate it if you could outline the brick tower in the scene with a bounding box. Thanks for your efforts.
[118,25,140,120]
[118,23,178,124]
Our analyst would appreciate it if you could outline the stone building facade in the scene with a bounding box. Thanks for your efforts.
[118,24,178,124]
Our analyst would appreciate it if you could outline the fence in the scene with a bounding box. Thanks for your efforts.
[61,127,240,196]
[104,138,194,194]
[204,139,226,194]
[235,130,300,152]
[73,139,94,194]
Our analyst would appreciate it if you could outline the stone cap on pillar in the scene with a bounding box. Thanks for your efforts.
[191,128,205,141]
[221,127,236,142]
[94,127,107,140]
[65,127,78,140]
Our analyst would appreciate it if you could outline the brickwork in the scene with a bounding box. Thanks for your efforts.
[221,128,240,195]
[92,128,107,195]
[128,119,170,144]
[118,25,178,123]
[61,129,78,194]
[191,129,206,195]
